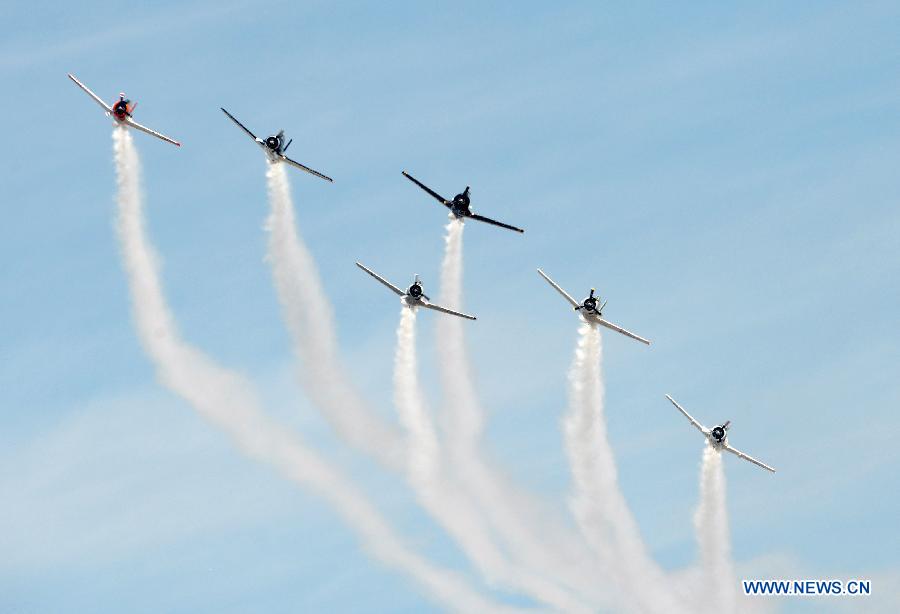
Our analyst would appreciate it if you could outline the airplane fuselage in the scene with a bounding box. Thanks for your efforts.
[258,134,286,159]
[706,423,730,449]
[111,98,132,121]
[576,291,606,323]
[449,189,472,218]
[264,134,284,153]
[402,281,426,307]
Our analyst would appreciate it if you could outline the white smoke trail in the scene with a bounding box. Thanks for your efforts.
[265,162,404,470]
[436,219,609,605]
[393,306,591,612]
[564,323,685,613]
[393,307,440,483]
[112,127,520,613]
[695,444,738,614]
[265,160,587,608]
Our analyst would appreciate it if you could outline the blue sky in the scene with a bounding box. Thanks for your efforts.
[2,1,899,611]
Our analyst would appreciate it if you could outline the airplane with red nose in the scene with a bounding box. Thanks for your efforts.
[68,74,181,147]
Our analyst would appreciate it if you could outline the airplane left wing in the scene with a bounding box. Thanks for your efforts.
[421,301,477,321]
[468,213,525,234]
[356,262,404,296]
[724,444,776,473]
[536,269,580,309]
[68,73,113,113]
[665,395,708,435]
[402,171,451,207]
[596,317,651,345]
[221,108,260,143]
[281,155,334,183]
[124,117,181,147]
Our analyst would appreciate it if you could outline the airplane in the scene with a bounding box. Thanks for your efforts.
[401,171,524,233]
[536,269,651,345]
[221,108,333,182]
[355,262,476,320]
[67,74,181,147]
[665,394,776,473]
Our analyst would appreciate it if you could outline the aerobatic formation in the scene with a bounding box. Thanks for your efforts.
[70,73,777,612]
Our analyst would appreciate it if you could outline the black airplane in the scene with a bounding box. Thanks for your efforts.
[401,171,524,233]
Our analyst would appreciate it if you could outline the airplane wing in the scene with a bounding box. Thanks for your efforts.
[124,117,181,147]
[468,213,525,234]
[355,262,404,296]
[665,395,708,435]
[68,73,112,113]
[596,317,651,345]
[401,171,451,208]
[420,301,477,321]
[536,269,580,309]
[221,108,260,142]
[281,155,334,182]
[724,444,776,473]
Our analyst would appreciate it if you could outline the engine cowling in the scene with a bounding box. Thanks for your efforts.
[408,284,422,298]
[711,426,725,441]
[583,298,597,312]
[265,136,280,150]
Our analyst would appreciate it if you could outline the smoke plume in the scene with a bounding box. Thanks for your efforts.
[265,162,405,470]
[112,128,517,613]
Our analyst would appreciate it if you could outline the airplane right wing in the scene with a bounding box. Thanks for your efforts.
[468,213,525,234]
[401,171,451,208]
[665,395,708,435]
[125,117,181,147]
[281,155,334,183]
[355,262,404,296]
[68,73,112,113]
[420,301,477,321]
[724,444,776,473]
[221,108,260,142]
[596,318,651,345]
[536,269,580,309]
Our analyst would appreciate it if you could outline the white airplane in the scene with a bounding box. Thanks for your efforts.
[665,394,776,473]
[356,262,476,320]
[67,74,181,147]
[221,108,333,182]
[536,269,650,345]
